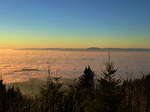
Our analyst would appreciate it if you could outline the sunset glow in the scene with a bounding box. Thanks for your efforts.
[0,0,150,48]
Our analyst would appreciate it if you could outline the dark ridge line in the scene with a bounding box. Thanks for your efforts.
[17,47,150,52]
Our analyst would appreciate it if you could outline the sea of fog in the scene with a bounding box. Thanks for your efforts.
[0,49,150,83]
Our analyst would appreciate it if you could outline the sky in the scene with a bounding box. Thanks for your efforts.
[0,0,150,48]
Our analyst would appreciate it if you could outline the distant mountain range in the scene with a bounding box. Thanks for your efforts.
[18,47,150,52]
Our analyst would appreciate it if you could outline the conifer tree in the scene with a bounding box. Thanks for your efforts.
[65,66,95,112]
[78,66,95,89]
[96,62,121,112]
[39,69,64,112]
[0,79,7,112]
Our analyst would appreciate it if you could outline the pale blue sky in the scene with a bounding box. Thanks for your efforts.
[0,0,150,48]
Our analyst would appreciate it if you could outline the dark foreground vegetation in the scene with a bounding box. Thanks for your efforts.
[0,62,150,112]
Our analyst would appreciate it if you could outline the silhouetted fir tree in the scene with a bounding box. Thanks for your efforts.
[78,66,95,111]
[78,66,95,89]
[64,82,81,112]
[144,74,150,112]
[0,79,7,112]
[64,66,95,112]
[88,62,121,112]
[39,74,64,112]
[6,86,26,112]
[99,62,121,112]
[78,66,94,88]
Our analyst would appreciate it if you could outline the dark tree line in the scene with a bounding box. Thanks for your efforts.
[0,63,150,112]
[122,74,150,112]
[0,80,32,112]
